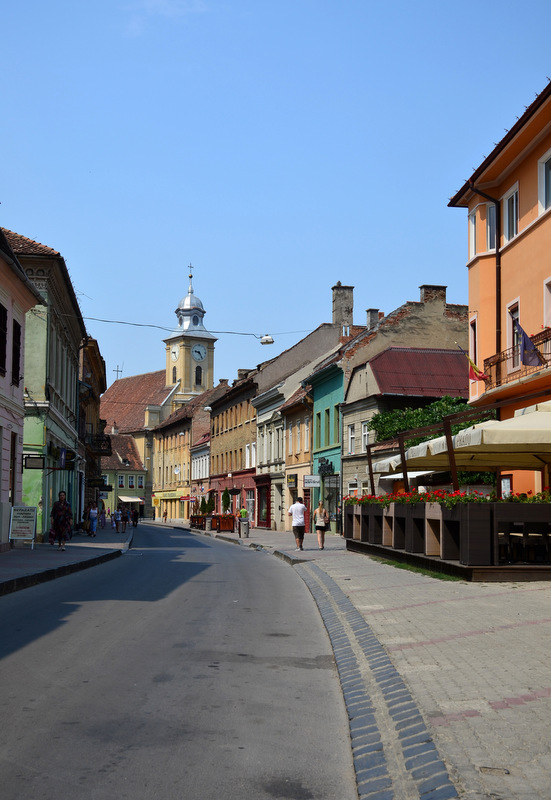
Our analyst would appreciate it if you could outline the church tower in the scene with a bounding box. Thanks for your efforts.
[164,266,217,405]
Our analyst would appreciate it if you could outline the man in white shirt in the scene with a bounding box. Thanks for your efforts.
[288,496,307,551]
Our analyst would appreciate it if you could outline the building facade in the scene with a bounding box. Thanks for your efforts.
[0,229,43,549]
[4,229,88,540]
[449,79,551,493]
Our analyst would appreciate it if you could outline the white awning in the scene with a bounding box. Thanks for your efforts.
[118,496,145,504]
[378,471,435,482]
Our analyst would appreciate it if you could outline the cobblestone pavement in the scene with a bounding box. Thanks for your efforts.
[310,549,551,799]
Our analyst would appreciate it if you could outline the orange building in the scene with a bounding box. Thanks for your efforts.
[449,80,551,492]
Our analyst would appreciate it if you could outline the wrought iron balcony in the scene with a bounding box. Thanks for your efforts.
[483,327,551,389]
[85,433,112,456]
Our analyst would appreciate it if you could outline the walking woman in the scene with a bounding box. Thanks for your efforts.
[50,490,73,551]
[313,500,329,550]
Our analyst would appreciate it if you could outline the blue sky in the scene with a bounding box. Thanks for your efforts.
[3,0,551,388]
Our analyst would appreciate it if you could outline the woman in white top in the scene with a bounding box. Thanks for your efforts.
[313,500,329,550]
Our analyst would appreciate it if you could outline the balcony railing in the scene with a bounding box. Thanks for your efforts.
[85,433,112,456]
[483,327,551,389]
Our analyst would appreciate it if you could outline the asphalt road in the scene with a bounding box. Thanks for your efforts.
[0,524,356,800]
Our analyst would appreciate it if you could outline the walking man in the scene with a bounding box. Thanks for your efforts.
[288,496,307,551]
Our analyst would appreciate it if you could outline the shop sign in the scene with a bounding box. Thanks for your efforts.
[318,457,334,476]
[303,475,321,488]
[286,474,298,489]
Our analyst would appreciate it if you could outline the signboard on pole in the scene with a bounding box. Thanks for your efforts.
[9,506,37,549]
[303,475,321,488]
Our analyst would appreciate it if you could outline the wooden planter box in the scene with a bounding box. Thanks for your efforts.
[425,503,442,557]
[391,504,408,550]
[405,503,426,553]
[382,506,394,546]
[343,506,354,539]
[190,515,205,529]
[457,504,493,566]
[368,505,383,544]
[493,504,551,565]
[213,514,236,532]
[352,507,362,540]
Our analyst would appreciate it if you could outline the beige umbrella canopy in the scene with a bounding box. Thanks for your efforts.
[373,402,551,474]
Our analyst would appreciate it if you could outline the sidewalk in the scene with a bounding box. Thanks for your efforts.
[2,519,551,798]
[0,524,133,596]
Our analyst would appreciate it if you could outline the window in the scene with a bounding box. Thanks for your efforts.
[361,422,369,452]
[296,420,301,453]
[315,412,321,450]
[128,475,135,488]
[172,366,177,383]
[288,422,293,455]
[304,418,310,452]
[347,424,355,455]
[101,475,108,485]
[509,303,520,369]
[538,148,551,213]
[195,366,202,385]
[138,476,144,489]
[0,303,6,376]
[486,203,496,250]
[470,318,478,365]
[334,406,340,443]
[11,320,21,386]
[324,409,330,447]
[469,210,477,258]
[251,442,256,467]
[245,443,250,468]
[118,475,125,488]
[503,186,518,242]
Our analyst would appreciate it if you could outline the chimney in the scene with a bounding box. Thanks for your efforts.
[332,281,354,336]
[111,422,118,435]
[366,308,379,329]
[419,285,447,304]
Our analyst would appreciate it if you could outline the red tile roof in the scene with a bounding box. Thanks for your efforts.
[368,348,468,398]
[2,228,61,257]
[100,371,171,433]
[102,434,144,471]
[155,381,231,431]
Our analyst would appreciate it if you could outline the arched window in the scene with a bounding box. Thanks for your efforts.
[195,365,202,386]
[172,366,177,383]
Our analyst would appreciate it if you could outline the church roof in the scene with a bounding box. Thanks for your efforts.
[100,370,172,433]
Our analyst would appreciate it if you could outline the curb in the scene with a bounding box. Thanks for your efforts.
[0,550,122,597]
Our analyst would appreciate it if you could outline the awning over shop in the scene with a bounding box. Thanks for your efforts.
[118,496,145,504]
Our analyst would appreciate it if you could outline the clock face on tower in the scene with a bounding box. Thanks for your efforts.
[170,345,179,361]
[191,343,207,362]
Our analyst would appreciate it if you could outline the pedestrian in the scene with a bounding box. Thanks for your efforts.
[115,506,122,533]
[288,496,307,551]
[163,508,167,523]
[111,510,117,529]
[121,507,128,533]
[313,500,330,550]
[88,501,98,537]
[99,505,106,529]
[50,490,73,551]
[131,509,139,527]
[239,505,248,519]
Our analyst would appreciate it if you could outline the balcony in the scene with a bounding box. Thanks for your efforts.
[85,433,112,456]
[483,328,551,390]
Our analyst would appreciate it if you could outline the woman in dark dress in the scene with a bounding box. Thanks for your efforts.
[50,491,73,551]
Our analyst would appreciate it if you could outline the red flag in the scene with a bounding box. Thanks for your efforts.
[457,344,489,381]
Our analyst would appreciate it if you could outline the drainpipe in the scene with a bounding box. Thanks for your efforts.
[468,183,502,357]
